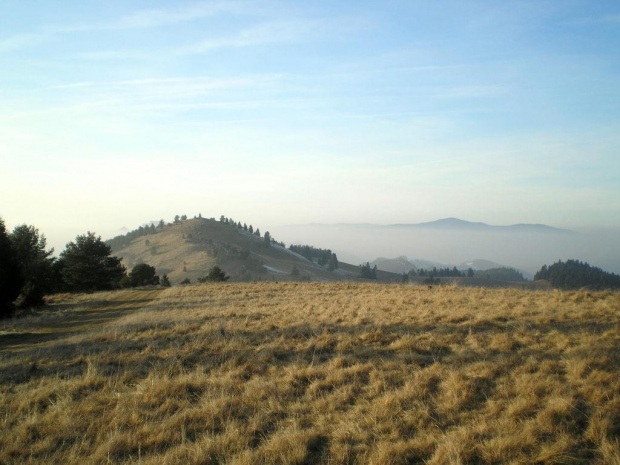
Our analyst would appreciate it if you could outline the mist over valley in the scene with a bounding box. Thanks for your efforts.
[274,219,620,276]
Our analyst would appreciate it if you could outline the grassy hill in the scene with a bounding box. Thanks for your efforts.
[107,218,401,284]
[1,283,619,464]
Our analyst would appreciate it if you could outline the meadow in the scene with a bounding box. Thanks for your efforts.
[0,283,619,464]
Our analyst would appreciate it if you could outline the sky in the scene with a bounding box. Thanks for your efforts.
[1,0,619,253]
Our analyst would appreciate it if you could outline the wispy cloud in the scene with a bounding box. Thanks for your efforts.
[118,1,249,29]
[1,75,284,121]
[180,16,369,54]
[45,75,280,96]
[55,1,253,32]
[0,33,49,53]
[0,1,254,53]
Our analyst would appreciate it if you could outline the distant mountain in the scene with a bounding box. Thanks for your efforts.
[274,220,618,276]
[372,257,449,274]
[371,256,416,274]
[388,218,574,234]
[371,256,515,275]
[457,259,505,271]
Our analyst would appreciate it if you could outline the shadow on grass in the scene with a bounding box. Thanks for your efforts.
[1,311,617,388]
[0,291,162,354]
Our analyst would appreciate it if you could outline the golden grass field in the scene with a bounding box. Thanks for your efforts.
[1,283,619,464]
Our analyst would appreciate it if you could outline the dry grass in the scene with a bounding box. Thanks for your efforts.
[1,283,619,464]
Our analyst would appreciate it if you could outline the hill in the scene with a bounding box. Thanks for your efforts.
[1,284,618,463]
[106,218,402,284]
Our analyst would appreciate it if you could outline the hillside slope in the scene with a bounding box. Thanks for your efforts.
[108,218,400,284]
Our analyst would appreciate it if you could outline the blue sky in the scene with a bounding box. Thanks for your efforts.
[1,0,619,251]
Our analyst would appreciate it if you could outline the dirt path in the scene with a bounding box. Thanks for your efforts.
[0,288,164,353]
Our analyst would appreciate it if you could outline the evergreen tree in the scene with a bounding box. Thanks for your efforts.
[160,274,171,287]
[0,218,23,318]
[59,232,126,292]
[263,231,271,246]
[128,263,159,287]
[359,262,377,279]
[198,266,230,283]
[10,224,55,307]
[327,253,339,271]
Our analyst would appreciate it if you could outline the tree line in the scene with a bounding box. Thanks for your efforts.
[409,267,473,278]
[289,244,339,270]
[218,215,285,248]
[0,217,172,318]
[534,259,620,290]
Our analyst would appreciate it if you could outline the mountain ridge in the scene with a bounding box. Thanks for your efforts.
[286,218,575,234]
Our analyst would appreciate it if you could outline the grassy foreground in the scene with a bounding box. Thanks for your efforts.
[0,283,619,464]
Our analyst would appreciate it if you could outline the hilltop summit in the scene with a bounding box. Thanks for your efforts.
[106,217,363,284]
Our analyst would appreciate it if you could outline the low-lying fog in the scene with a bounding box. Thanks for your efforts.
[273,224,620,276]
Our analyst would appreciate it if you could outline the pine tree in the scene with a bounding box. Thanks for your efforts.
[9,224,55,307]
[0,218,24,318]
[59,232,126,292]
